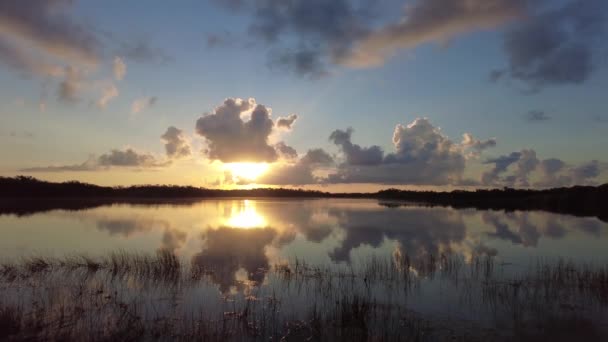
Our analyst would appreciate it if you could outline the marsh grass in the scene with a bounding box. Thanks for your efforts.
[1,251,608,341]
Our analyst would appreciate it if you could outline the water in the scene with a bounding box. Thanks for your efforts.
[1,199,607,340]
[1,198,606,264]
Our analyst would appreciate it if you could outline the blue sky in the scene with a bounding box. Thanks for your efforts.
[1,0,607,189]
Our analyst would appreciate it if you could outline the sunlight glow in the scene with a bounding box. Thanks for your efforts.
[226,200,267,229]
[225,163,270,181]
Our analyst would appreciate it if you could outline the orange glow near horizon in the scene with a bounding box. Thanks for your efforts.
[224,162,270,182]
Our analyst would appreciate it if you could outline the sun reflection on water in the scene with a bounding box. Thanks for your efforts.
[226,200,267,229]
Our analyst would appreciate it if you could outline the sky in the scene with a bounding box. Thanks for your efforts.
[1,0,607,191]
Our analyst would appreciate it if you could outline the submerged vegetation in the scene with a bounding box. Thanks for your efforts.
[1,176,607,222]
[1,250,608,341]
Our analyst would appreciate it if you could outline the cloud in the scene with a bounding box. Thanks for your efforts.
[96,83,118,108]
[57,66,83,103]
[195,98,281,163]
[258,148,334,185]
[20,148,167,172]
[492,0,608,90]
[0,37,64,77]
[536,158,570,188]
[327,118,466,185]
[206,31,235,48]
[329,128,384,166]
[131,96,157,114]
[212,0,370,76]
[97,149,163,167]
[461,133,497,158]
[116,39,172,64]
[461,133,497,152]
[483,149,604,187]
[274,141,298,159]
[571,160,602,184]
[113,56,126,81]
[276,114,298,130]
[211,0,526,74]
[525,110,551,122]
[344,0,527,67]
[161,126,192,159]
[0,0,100,65]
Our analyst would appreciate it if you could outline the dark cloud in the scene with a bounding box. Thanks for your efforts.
[525,110,551,122]
[0,37,63,77]
[206,31,236,48]
[20,148,168,172]
[345,0,527,67]
[270,48,329,78]
[482,149,539,187]
[482,151,522,185]
[276,113,298,130]
[97,149,161,167]
[492,0,608,91]
[274,141,298,159]
[161,126,192,159]
[461,133,497,159]
[329,128,384,166]
[258,148,333,185]
[116,39,172,64]
[0,0,100,65]
[483,149,604,188]
[212,0,371,76]
[195,98,280,163]
[328,118,466,185]
[571,160,601,184]
[212,0,526,75]
[57,66,83,103]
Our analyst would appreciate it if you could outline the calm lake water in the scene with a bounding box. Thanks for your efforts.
[1,198,607,265]
[1,199,608,340]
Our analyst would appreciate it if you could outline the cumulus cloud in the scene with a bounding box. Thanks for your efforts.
[195,98,282,163]
[276,114,298,130]
[461,133,497,151]
[482,149,604,187]
[131,96,157,114]
[461,133,497,158]
[96,83,118,108]
[492,0,608,91]
[274,141,298,159]
[344,0,527,67]
[113,56,126,81]
[20,148,167,172]
[258,148,334,185]
[329,128,384,166]
[327,118,466,185]
[161,126,192,159]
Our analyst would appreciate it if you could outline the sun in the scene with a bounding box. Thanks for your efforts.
[225,162,269,181]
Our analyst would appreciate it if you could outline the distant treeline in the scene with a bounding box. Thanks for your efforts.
[1,176,607,221]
